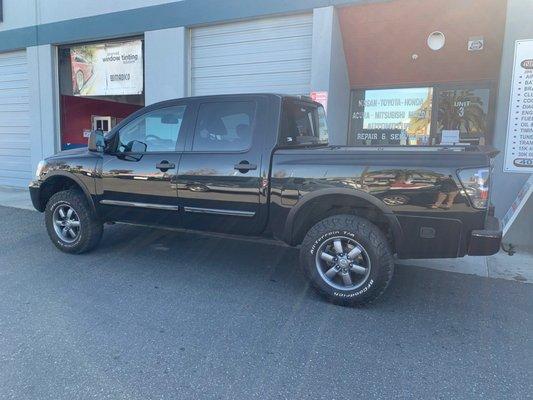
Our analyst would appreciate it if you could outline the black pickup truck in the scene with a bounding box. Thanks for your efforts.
[29,94,501,305]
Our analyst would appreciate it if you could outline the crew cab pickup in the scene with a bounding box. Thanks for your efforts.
[29,94,501,305]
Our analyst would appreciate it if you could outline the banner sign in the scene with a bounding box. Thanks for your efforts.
[70,40,143,96]
[504,39,533,173]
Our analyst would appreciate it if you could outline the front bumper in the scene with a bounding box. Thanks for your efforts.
[29,180,44,212]
[467,216,502,256]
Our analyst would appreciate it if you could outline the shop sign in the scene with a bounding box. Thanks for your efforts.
[504,39,533,173]
[70,39,143,96]
[441,130,460,145]
[310,91,328,112]
[468,36,484,52]
[355,129,404,145]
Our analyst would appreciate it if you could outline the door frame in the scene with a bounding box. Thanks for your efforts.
[175,95,270,234]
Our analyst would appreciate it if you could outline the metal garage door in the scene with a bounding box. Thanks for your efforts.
[191,14,313,96]
[0,50,31,187]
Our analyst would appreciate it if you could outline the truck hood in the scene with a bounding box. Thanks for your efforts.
[48,147,91,159]
[46,147,98,161]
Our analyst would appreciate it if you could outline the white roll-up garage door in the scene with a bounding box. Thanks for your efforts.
[191,14,313,96]
[0,50,31,187]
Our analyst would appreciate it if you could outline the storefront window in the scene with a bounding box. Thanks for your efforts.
[349,85,492,146]
[436,88,490,145]
[58,38,145,150]
[350,88,433,146]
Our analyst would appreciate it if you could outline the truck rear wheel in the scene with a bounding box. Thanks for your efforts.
[300,214,394,306]
[45,189,103,254]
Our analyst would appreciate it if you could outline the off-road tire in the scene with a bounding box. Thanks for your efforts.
[300,214,394,306]
[45,189,103,254]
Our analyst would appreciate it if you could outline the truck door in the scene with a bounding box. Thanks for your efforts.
[98,104,189,225]
[176,97,267,235]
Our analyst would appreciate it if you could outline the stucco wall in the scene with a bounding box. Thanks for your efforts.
[338,0,507,87]
[311,7,350,145]
[145,27,188,104]
[0,0,179,31]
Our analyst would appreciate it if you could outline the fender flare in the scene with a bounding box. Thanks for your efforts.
[40,171,97,214]
[282,188,403,248]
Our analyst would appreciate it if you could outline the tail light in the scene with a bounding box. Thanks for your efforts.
[457,168,490,209]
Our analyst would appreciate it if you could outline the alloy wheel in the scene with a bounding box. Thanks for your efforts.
[315,236,371,291]
[52,205,81,243]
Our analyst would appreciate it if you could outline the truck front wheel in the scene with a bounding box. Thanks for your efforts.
[300,214,394,306]
[45,189,103,254]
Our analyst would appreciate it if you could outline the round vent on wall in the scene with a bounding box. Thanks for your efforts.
[427,31,446,51]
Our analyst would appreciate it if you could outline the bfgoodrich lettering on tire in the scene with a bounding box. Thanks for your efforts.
[45,189,103,254]
[300,214,394,306]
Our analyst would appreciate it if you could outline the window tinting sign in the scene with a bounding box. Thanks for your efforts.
[70,40,143,96]
[504,39,533,173]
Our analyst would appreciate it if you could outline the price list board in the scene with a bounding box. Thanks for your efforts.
[504,40,533,173]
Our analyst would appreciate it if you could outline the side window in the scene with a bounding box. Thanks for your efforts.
[117,105,186,153]
[192,101,255,152]
[317,106,329,142]
[279,100,328,146]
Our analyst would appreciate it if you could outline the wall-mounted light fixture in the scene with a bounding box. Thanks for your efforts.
[427,31,446,51]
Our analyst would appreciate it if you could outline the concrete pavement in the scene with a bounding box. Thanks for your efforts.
[0,206,531,399]
[0,185,34,210]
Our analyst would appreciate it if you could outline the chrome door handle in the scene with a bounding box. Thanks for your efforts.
[156,161,175,171]
[234,162,257,172]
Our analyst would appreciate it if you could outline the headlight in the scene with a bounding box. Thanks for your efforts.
[457,168,489,209]
[35,160,46,178]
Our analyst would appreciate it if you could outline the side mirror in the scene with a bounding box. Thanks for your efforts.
[88,130,105,152]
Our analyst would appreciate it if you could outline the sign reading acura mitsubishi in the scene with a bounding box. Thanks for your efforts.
[504,39,533,173]
[70,40,143,97]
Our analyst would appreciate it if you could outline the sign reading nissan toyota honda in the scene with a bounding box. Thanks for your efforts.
[70,40,143,96]
[504,39,533,173]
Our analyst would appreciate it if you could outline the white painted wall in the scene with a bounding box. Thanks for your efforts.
[145,27,188,104]
[27,45,57,176]
[0,0,36,31]
[0,0,181,31]
[311,7,350,145]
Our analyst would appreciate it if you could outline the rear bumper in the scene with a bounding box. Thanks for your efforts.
[467,216,501,256]
[29,180,44,212]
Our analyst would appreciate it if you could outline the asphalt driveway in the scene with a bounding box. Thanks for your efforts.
[0,206,531,399]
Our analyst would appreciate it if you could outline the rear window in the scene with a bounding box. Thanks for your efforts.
[279,99,328,146]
